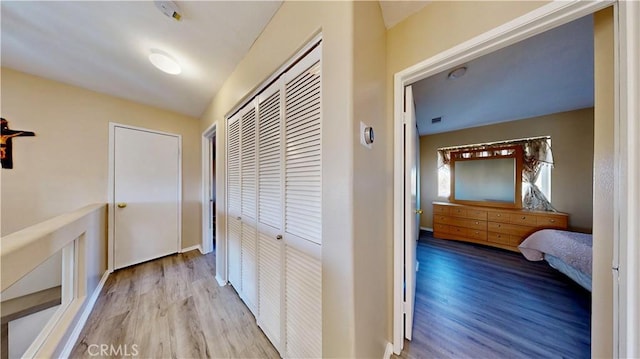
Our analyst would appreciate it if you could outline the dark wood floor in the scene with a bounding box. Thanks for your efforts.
[70,250,278,358]
[397,231,591,359]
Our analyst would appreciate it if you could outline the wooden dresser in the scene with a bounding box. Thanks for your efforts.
[433,201,569,252]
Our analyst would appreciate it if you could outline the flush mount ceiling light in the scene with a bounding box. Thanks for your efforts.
[149,49,181,75]
[447,66,467,80]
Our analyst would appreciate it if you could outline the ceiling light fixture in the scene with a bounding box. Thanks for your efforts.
[447,66,467,80]
[148,49,181,75]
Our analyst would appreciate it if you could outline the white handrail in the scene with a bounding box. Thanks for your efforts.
[1,203,106,292]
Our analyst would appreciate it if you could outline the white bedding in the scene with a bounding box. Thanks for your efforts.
[518,229,593,287]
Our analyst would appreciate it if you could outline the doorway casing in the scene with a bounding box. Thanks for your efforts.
[392,0,640,356]
[202,123,225,286]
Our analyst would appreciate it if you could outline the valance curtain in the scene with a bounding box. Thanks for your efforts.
[438,137,555,211]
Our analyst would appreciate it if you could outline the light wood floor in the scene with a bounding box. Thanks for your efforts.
[71,250,279,358]
[396,232,591,358]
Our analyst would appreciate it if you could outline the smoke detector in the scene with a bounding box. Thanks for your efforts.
[155,1,182,21]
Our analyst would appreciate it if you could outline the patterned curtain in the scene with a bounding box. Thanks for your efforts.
[522,138,556,211]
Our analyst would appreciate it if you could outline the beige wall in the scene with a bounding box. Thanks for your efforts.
[352,1,390,356]
[199,2,357,356]
[0,68,202,249]
[592,7,614,357]
[420,108,595,232]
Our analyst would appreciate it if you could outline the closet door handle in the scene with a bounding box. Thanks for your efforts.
[276,235,283,241]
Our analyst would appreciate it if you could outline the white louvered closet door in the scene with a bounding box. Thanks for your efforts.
[226,115,242,290]
[256,82,284,353]
[283,45,322,359]
[240,104,258,314]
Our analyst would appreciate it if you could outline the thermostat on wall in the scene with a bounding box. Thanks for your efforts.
[360,121,374,149]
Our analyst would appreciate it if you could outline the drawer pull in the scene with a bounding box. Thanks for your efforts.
[497,224,502,228]
[497,235,502,238]
[521,216,526,220]
[550,219,556,223]
[475,221,479,225]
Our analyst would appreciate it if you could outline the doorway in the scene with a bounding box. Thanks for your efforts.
[393,1,638,357]
[201,124,218,256]
[109,124,181,270]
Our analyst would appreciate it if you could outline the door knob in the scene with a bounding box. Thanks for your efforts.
[416,209,424,214]
[117,203,127,208]
[276,235,283,241]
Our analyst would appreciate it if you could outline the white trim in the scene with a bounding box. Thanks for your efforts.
[180,244,202,254]
[107,123,183,271]
[383,342,393,359]
[58,270,110,358]
[393,1,617,355]
[201,123,217,255]
[617,1,640,357]
[215,274,227,287]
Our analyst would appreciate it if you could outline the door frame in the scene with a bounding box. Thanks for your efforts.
[392,0,640,356]
[107,122,183,272]
[201,122,217,256]
[202,122,226,286]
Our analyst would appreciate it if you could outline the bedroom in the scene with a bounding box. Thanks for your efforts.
[404,13,595,357]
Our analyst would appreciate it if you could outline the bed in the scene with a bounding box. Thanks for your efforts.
[518,229,593,291]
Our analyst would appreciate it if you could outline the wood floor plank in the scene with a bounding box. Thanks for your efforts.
[397,231,591,358]
[71,250,278,358]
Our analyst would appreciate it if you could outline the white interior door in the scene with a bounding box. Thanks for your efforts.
[404,85,419,340]
[113,126,180,269]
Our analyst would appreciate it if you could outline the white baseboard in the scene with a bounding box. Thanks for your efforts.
[215,274,227,287]
[180,244,202,253]
[58,270,110,358]
[383,342,394,359]
[420,226,433,232]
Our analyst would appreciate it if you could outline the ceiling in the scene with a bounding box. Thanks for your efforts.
[379,1,430,29]
[1,1,429,119]
[1,1,282,118]
[412,14,594,136]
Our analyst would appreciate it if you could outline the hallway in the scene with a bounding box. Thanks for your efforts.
[71,251,278,358]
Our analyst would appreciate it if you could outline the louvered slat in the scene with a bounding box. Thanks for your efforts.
[227,119,241,216]
[227,216,242,290]
[241,222,257,312]
[285,61,321,245]
[241,108,257,220]
[258,91,282,229]
[258,232,282,346]
[285,245,322,358]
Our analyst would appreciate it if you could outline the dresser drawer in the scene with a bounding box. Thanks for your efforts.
[487,211,509,222]
[487,232,510,245]
[434,215,451,224]
[433,205,451,216]
[434,223,450,234]
[509,213,538,226]
[450,218,486,230]
[466,209,488,220]
[488,222,535,236]
[448,226,468,237]
[509,235,527,247]
[468,229,487,241]
[536,215,567,228]
[449,207,467,218]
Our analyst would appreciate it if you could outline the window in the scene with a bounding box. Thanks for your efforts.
[437,152,450,198]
